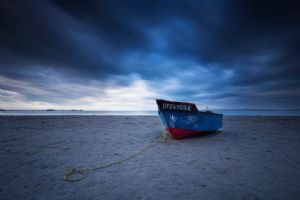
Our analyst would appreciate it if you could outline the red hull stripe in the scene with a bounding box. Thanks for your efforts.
[167,128,209,139]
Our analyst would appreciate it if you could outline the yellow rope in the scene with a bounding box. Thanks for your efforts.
[64,129,168,182]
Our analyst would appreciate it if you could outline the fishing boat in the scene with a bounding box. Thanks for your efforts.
[156,99,223,139]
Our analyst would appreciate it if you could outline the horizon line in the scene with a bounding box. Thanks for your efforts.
[1,109,300,111]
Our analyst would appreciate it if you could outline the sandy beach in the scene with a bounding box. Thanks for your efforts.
[1,116,300,200]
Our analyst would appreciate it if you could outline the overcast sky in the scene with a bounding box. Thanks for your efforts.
[0,0,299,110]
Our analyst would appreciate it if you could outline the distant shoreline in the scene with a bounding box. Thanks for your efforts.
[1,109,300,116]
[1,108,300,111]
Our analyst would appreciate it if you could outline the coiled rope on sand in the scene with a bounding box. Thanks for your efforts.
[64,129,168,182]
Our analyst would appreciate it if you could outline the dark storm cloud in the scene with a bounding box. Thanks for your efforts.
[0,0,299,108]
[0,0,126,80]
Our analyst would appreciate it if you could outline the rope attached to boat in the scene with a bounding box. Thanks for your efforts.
[64,129,168,182]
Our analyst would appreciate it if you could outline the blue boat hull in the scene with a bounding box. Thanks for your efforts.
[158,111,223,139]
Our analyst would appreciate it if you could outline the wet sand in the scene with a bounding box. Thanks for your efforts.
[1,116,300,200]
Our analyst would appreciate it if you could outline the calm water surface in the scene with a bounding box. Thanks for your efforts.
[1,110,300,116]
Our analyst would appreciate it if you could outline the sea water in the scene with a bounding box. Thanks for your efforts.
[1,109,300,116]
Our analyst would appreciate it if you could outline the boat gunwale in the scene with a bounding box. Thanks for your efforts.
[158,110,223,116]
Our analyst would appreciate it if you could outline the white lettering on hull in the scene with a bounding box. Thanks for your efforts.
[162,103,192,111]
